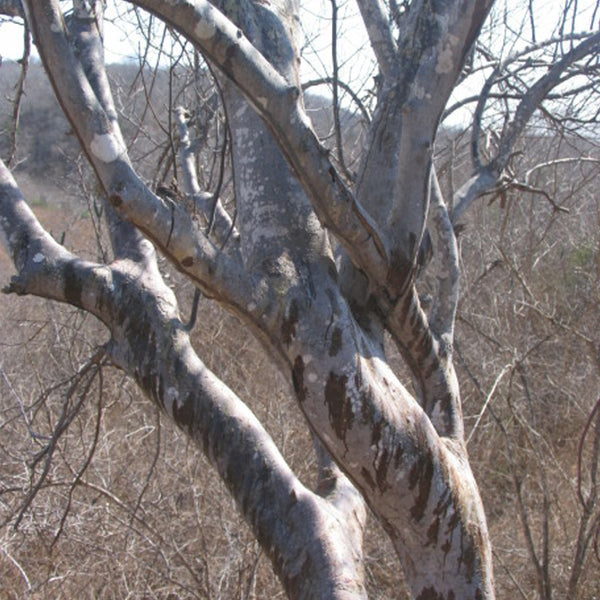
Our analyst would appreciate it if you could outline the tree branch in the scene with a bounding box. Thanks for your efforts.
[491,31,600,174]
[174,105,239,249]
[129,0,392,287]
[429,170,459,346]
[24,0,261,317]
[0,162,368,599]
[354,0,398,80]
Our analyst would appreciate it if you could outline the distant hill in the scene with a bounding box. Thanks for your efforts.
[0,60,366,200]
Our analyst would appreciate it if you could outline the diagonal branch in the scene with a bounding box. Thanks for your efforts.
[174,105,239,248]
[429,170,459,346]
[67,0,156,264]
[355,0,398,80]
[353,0,493,295]
[129,0,392,288]
[24,0,261,317]
[492,31,600,173]
[453,30,600,222]
[0,161,368,599]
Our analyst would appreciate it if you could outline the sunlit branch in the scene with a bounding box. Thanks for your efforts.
[174,106,238,249]
[130,0,393,290]
[0,160,368,598]
[429,170,459,346]
[355,0,398,79]
[24,0,259,314]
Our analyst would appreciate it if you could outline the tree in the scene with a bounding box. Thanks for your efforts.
[0,0,599,598]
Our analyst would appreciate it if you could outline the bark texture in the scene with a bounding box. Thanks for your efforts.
[3,0,596,597]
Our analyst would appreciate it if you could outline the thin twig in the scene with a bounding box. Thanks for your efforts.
[6,22,30,166]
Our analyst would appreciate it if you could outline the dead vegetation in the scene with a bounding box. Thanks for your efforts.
[0,56,599,598]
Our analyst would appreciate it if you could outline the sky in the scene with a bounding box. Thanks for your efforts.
[1,1,597,71]
[0,0,598,126]
[1,0,597,61]
[0,1,373,78]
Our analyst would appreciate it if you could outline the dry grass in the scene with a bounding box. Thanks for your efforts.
[1,64,599,600]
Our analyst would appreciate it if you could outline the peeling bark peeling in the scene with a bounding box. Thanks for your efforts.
[4,0,596,597]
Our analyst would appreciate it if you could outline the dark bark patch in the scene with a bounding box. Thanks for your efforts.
[446,508,460,535]
[415,586,445,600]
[387,247,413,297]
[371,419,383,447]
[409,454,434,522]
[374,446,390,492]
[324,371,354,443]
[109,194,122,208]
[223,39,239,75]
[434,488,453,520]
[361,467,376,491]
[428,394,455,435]
[291,355,306,402]
[280,552,313,600]
[181,256,194,267]
[172,392,196,430]
[281,299,298,346]
[417,587,454,600]
[328,326,343,356]
[394,440,404,468]
[327,258,338,281]
[12,229,30,267]
[63,261,83,308]
[426,515,440,547]
[457,529,477,583]
[137,370,164,410]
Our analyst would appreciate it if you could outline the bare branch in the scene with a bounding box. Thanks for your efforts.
[23,0,260,314]
[130,0,392,287]
[329,0,354,183]
[5,21,29,166]
[0,0,22,18]
[429,170,460,345]
[355,0,398,79]
[302,77,372,124]
[492,31,600,173]
[0,163,368,598]
[174,105,238,248]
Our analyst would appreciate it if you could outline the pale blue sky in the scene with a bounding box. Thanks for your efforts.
[0,0,597,128]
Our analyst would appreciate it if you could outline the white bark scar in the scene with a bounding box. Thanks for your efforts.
[90,133,124,163]
[164,386,180,415]
[413,84,426,100]
[32,253,45,263]
[195,7,217,39]
[0,226,9,252]
[435,34,459,74]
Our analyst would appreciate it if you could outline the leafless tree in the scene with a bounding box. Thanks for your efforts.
[0,0,599,598]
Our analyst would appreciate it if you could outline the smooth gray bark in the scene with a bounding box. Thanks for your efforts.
[2,0,597,597]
